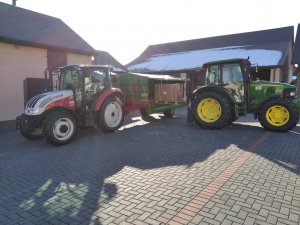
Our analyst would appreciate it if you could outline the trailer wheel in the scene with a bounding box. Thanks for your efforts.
[43,111,77,145]
[140,108,149,117]
[258,98,299,132]
[191,92,231,129]
[99,96,124,132]
[163,109,175,118]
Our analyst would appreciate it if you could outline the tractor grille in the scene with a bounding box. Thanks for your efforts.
[26,93,47,108]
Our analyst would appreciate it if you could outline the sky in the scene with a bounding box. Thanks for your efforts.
[2,0,300,65]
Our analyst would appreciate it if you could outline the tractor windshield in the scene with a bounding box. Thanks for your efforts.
[205,63,243,85]
[59,68,82,90]
[222,64,243,84]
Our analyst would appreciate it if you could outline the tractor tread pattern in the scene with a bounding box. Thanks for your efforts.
[192,91,232,129]
[43,111,77,145]
[258,98,299,132]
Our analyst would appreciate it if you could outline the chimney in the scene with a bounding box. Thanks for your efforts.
[12,0,17,6]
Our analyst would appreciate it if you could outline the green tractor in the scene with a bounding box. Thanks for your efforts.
[188,58,300,131]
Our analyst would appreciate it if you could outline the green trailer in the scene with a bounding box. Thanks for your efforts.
[113,72,185,117]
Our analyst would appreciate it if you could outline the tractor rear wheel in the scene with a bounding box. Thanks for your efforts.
[99,96,124,132]
[191,92,231,129]
[258,98,299,132]
[140,108,149,117]
[43,111,77,145]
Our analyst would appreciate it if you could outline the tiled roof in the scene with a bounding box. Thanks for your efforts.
[95,50,127,72]
[0,2,95,55]
[127,26,294,72]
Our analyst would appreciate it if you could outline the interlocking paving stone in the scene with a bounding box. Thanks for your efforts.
[1,110,299,225]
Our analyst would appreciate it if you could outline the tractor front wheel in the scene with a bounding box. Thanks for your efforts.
[99,96,124,132]
[43,111,77,145]
[258,98,299,132]
[191,92,231,129]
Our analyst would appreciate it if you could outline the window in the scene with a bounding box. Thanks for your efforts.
[59,70,82,90]
[206,65,219,84]
[222,64,243,84]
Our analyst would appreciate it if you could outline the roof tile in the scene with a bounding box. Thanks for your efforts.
[0,2,95,54]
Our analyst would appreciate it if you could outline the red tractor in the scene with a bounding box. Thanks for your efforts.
[17,65,124,145]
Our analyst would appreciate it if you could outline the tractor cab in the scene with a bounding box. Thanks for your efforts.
[59,65,112,111]
[17,64,124,145]
[203,59,253,103]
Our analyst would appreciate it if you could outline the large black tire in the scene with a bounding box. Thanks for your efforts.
[99,96,124,132]
[43,111,77,145]
[191,92,232,129]
[227,107,236,126]
[163,109,175,118]
[258,98,299,132]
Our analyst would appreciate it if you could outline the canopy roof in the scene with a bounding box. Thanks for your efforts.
[127,26,294,73]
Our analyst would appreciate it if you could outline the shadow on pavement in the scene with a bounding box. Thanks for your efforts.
[0,109,299,224]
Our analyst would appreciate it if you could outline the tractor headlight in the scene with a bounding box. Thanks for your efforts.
[25,108,43,115]
[283,88,297,99]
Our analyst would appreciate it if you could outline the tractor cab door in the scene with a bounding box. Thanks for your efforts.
[59,67,84,109]
[83,68,111,111]
[221,63,245,103]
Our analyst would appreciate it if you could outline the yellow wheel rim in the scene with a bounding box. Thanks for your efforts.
[266,105,289,126]
[197,98,221,123]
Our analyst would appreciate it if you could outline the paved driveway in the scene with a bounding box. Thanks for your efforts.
[0,108,299,225]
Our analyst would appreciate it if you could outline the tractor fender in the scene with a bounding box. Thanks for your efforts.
[42,106,76,121]
[94,88,124,111]
[192,86,236,105]
[24,106,76,130]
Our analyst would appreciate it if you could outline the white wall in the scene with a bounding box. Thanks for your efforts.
[0,44,95,121]
[67,53,93,65]
[0,43,47,121]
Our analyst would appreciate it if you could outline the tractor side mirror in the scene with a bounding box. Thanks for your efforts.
[251,63,258,73]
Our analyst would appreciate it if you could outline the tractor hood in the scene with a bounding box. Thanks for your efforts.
[251,80,296,89]
[249,80,297,98]
[249,80,298,112]
[24,90,75,116]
